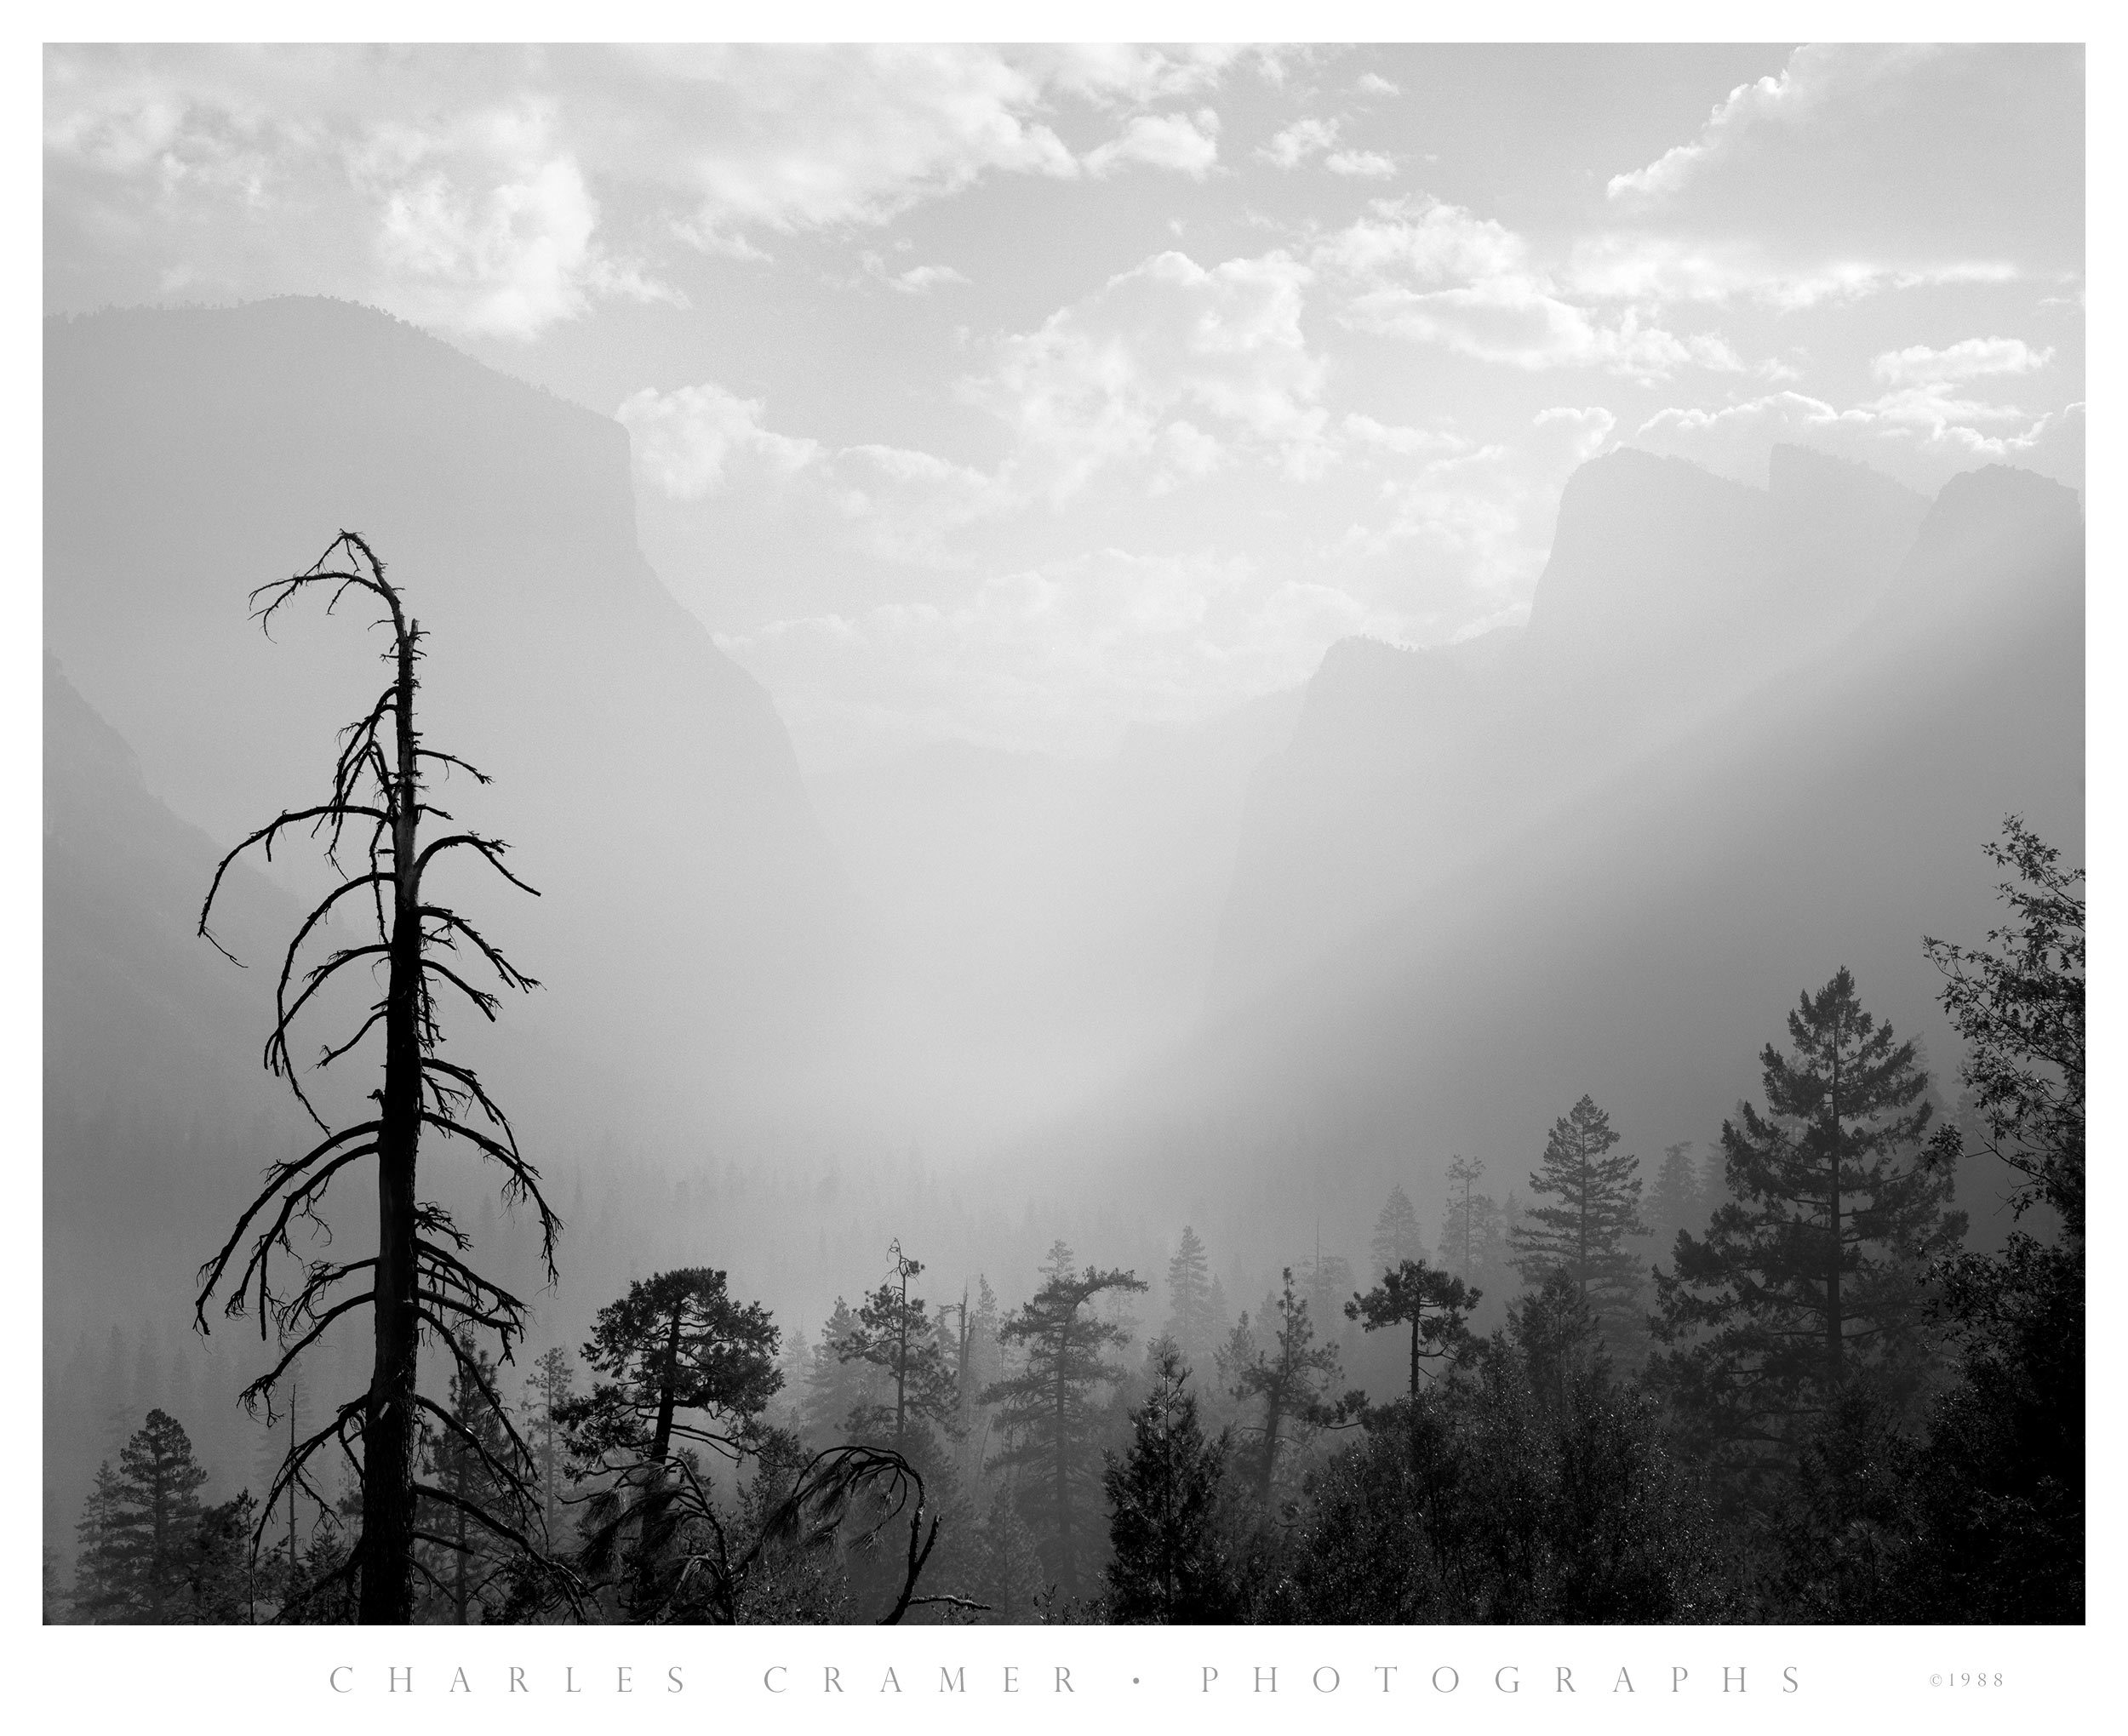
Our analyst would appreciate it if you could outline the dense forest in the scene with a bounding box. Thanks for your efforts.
[54,814,2081,1626]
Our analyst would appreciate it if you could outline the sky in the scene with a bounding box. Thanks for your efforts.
[44,43,2085,769]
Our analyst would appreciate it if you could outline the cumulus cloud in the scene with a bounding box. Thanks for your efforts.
[1315,200,1744,378]
[1040,44,1246,106]
[43,44,1251,334]
[1084,111,1221,179]
[617,382,821,498]
[1257,117,1339,168]
[619,380,1011,568]
[1871,336,2053,385]
[1607,46,1942,204]
[974,248,1331,500]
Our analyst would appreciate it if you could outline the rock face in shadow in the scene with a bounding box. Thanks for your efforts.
[45,298,856,1141]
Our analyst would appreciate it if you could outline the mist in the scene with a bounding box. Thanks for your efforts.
[43,43,2084,1631]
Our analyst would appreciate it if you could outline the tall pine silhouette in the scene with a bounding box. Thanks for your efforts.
[1651,969,1965,1493]
[1508,1095,1647,1352]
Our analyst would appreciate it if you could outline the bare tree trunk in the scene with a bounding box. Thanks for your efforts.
[359,622,422,1625]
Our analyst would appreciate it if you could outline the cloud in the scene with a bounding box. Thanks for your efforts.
[1084,111,1221,179]
[1596,44,2080,283]
[1607,47,1941,203]
[43,52,681,339]
[1039,44,1245,106]
[618,380,1010,566]
[974,248,1331,501]
[370,143,680,339]
[616,381,822,498]
[1256,117,1338,168]
[1534,405,1619,467]
[1633,386,2084,492]
[1871,336,2053,385]
[1356,72,1401,98]
[1315,200,1744,378]
[860,250,970,294]
[43,45,1254,332]
[1568,234,2019,312]
[1326,150,1398,179]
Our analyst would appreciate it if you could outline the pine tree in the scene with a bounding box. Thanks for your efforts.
[801,1299,884,1447]
[1346,1258,1480,1397]
[72,1409,210,1621]
[523,1346,575,1546]
[1370,1185,1426,1272]
[1164,1226,1216,1368]
[970,1481,1044,1621]
[419,1336,520,1624]
[560,1268,782,1615]
[1230,1270,1353,1502]
[1104,1341,1233,1621]
[1297,1250,1355,1352]
[982,1260,1147,1597]
[1508,1095,1648,1352]
[838,1242,959,1453]
[1651,969,1965,1487]
[1644,1141,1703,1253]
[1436,1155,1506,1301]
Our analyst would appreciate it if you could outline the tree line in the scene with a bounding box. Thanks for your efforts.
[57,540,2081,1625]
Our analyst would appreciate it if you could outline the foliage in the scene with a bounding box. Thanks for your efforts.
[838,1242,960,1451]
[1508,1095,1648,1353]
[983,1253,1147,1596]
[1650,969,1965,1505]
[1228,1268,1361,1502]
[1163,1226,1217,1369]
[1347,1257,1480,1397]
[1103,1341,1235,1621]
[559,1267,781,1616]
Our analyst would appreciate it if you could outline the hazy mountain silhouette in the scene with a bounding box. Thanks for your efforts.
[1210,444,1940,1004]
[1100,448,2079,1256]
[45,298,855,1139]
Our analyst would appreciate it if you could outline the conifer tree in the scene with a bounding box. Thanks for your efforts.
[983,1260,1147,1597]
[1508,1095,1648,1351]
[1651,969,1965,1483]
[1347,1258,1480,1397]
[1104,1341,1233,1621]
[523,1346,576,1545]
[1370,1185,1426,1272]
[802,1299,884,1447]
[1230,1270,1356,1502]
[1298,1250,1355,1351]
[72,1409,209,1621]
[1164,1226,1216,1368]
[1643,1141,1703,1253]
[838,1242,960,1452]
[560,1268,781,1615]
[419,1336,519,1624]
[970,1481,1044,1621]
[1436,1155,1504,1294]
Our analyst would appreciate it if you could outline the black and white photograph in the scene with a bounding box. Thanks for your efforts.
[31,22,2099,1721]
